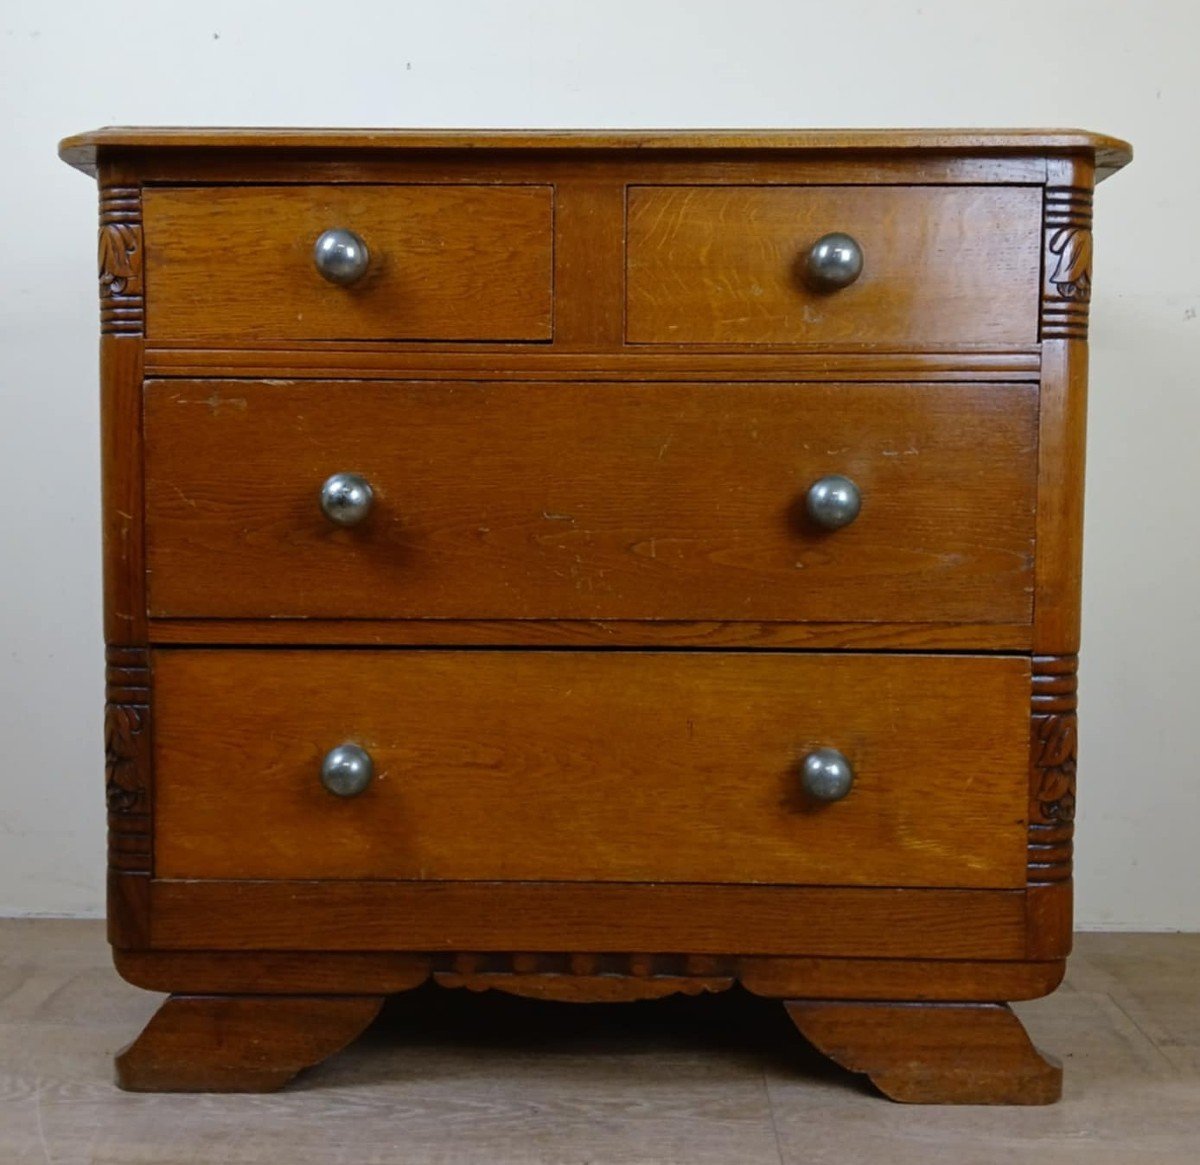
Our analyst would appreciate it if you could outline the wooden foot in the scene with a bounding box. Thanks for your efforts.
[115,994,384,1092]
[785,1001,1062,1104]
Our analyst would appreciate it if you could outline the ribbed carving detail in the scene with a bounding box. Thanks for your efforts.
[442,952,737,977]
[105,646,152,873]
[432,952,736,1000]
[1028,655,1078,884]
[1041,188,1092,340]
[99,186,143,335]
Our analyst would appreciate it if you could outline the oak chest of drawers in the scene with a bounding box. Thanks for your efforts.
[60,127,1131,1102]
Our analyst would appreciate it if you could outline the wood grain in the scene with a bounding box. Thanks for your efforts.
[147,881,1028,958]
[1025,881,1074,961]
[115,994,383,1092]
[104,646,152,948]
[141,346,1043,379]
[785,1001,1062,1104]
[152,649,1031,887]
[143,380,1038,624]
[146,617,1034,650]
[112,947,1064,1001]
[99,334,145,643]
[627,186,1042,345]
[551,176,626,348]
[110,151,1054,193]
[142,185,553,342]
[1033,157,1095,653]
[57,126,1133,179]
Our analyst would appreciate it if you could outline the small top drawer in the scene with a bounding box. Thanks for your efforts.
[142,184,554,342]
[626,185,1042,346]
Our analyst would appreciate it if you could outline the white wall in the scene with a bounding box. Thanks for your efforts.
[1,0,1196,927]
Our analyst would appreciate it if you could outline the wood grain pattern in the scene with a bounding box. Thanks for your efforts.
[120,154,1055,194]
[433,954,735,1002]
[115,994,383,1092]
[1025,880,1074,961]
[737,956,1065,1002]
[627,186,1042,345]
[111,948,1064,1001]
[551,177,626,348]
[142,185,553,342]
[1035,159,1095,658]
[99,333,145,643]
[785,1001,1062,1104]
[57,126,1133,179]
[1035,338,1088,652]
[142,346,1043,380]
[152,649,1031,887]
[146,617,1034,650]
[143,380,1038,625]
[104,645,152,948]
[147,881,1028,958]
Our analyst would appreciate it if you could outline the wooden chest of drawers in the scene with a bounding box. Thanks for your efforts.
[61,127,1131,1102]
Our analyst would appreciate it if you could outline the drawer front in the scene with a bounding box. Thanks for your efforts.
[626,185,1042,345]
[142,185,554,342]
[154,650,1031,887]
[144,380,1037,625]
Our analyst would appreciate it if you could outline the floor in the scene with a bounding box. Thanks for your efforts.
[0,922,1197,1164]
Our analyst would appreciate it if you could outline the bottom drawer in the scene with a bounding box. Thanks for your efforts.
[153,650,1031,888]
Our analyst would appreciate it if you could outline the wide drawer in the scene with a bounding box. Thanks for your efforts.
[142,185,554,341]
[153,650,1031,887]
[143,380,1037,625]
[626,185,1042,345]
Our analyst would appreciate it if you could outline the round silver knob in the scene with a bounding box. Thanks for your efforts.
[320,472,374,526]
[801,747,854,803]
[804,232,863,291]
[320,743,373,797]
[805,475,861,530]
[313,228,371,286]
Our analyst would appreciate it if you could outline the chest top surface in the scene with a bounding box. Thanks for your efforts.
[59,125,1132,177]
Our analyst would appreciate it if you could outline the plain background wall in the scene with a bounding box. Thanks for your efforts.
[0,0,1196,927]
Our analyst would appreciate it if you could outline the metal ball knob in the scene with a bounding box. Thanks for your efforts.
[805,475,862,530]
[313,228,371,286]
[804,232,864,291]
[320,743,374,798]
[800,748,855,803]
[320,472,374,526]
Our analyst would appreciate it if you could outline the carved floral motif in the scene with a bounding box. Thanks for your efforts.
[98,222,142,299]
[105,701,148,814]
[1047,227,1092,302]
[1031,712,1077,824]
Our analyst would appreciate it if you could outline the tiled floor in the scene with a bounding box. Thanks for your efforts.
[1,921,1197,1163]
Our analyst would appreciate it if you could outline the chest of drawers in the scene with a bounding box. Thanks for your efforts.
[60,127,1130,1102]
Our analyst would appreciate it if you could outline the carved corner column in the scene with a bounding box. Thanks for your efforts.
[99,163,150,946]
[1027,655,1078,888]
[1041,182,1092,341]
[99,182,144,335]
[1028,154,1094,960]
[106,646,152,946]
